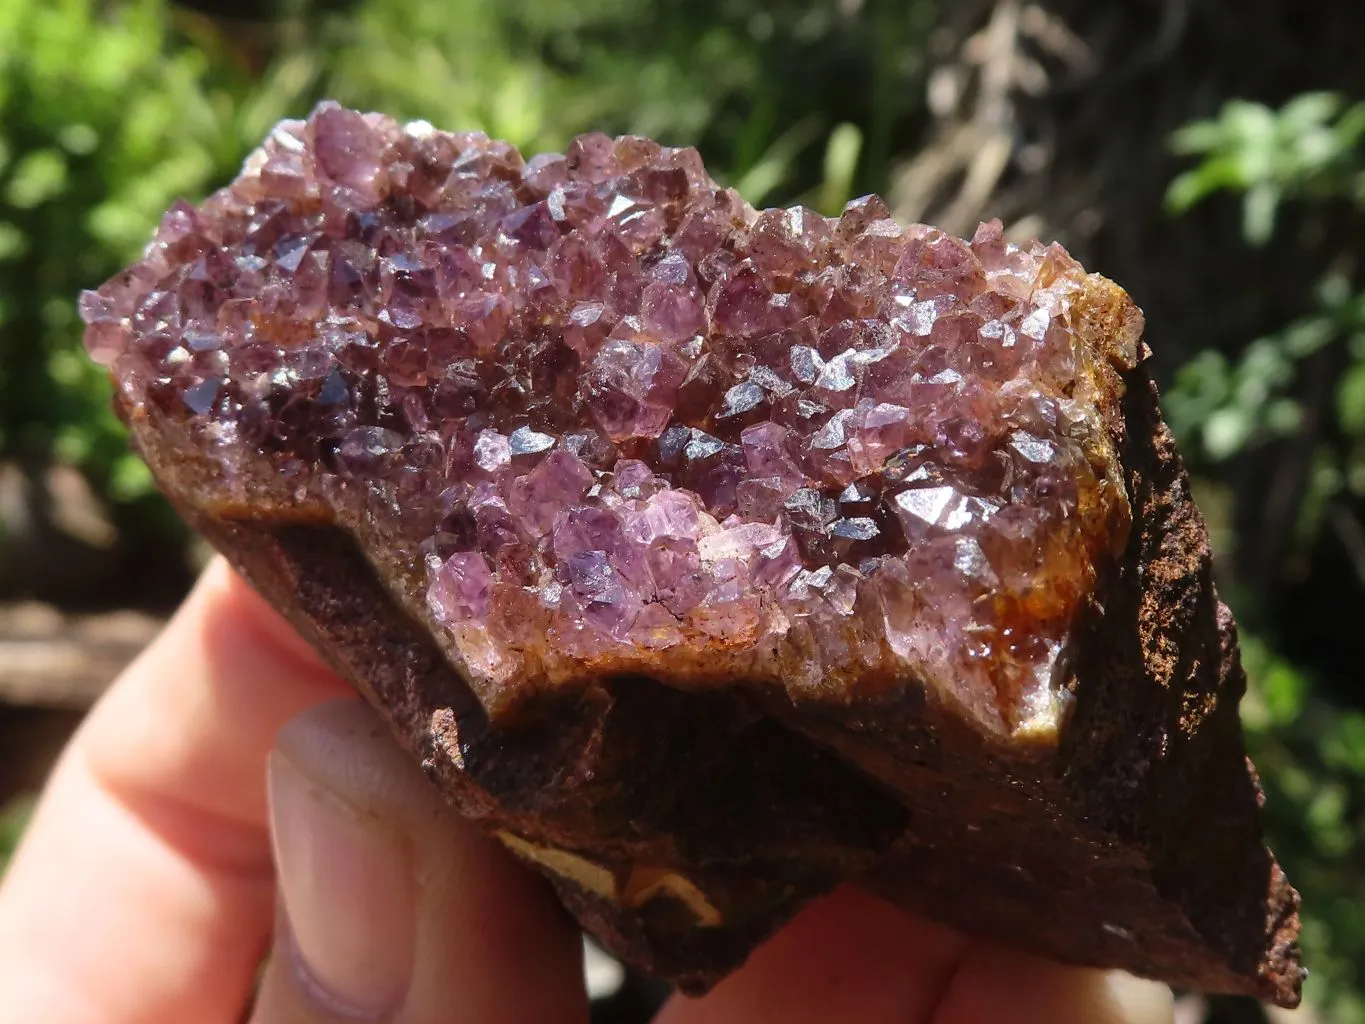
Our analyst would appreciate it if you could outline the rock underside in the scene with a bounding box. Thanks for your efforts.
[82,102,1302,1006]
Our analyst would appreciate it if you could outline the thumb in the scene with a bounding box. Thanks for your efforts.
[249,699,588,1024]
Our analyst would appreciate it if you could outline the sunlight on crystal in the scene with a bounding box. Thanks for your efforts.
[81,102,1136,735]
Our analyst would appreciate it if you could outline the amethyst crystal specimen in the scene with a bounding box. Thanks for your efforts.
[83,104,1135,738]
[83,103,1302,1004]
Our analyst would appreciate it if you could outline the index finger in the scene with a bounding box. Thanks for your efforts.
[0,559,348,1023]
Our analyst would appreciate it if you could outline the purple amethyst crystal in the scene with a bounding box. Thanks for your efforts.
[81,102,1141,737]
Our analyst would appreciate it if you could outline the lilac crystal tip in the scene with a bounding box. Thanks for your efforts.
[82,102,1145,738]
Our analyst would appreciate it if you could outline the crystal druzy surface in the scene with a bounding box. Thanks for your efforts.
[82,102,1142,739]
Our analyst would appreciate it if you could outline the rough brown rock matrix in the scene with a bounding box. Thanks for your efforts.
[82,102,1303,1005]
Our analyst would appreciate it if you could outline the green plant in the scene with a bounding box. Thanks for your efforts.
[1168,91,1365,1020]
[1241,645,1365,1023]
[1166,93,1365,557]
[1166,92,1365,245]
[322,0,925,209]
[0,797,33,879]
[1165,274,1365,457]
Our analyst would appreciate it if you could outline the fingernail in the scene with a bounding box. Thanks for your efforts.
[268,751,415,1016]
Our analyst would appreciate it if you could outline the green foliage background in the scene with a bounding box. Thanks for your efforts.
[1162,91,1365,1020]
[1,0,1363,1018]
[0,801,31,870]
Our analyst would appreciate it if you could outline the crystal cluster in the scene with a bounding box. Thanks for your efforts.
[82,102,1140,738]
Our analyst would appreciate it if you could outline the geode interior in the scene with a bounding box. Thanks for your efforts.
[82,101,1142,742]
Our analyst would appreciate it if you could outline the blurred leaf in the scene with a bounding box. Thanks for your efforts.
[1323,713,1365,774]
[0,798,33,876]
[1241,181,1279,245]
[1163,350,1230,449]
[1319,271,1356,310]
[1203,406,1253,460]
[0,221,24,262]
[1166,92,1365,234]
[817,122,862,215]
[1168,117,1226,156]
[1280,90,1344,131]
[108,452,155,502]
[1262,656,1308,725]
[56,122,98,156]
[1264,397,1303,435]
[1164,156,1245,214]
[1340,364,1365,436]
[233,50,319,149]
[1306,784,1353,857]
[732,115,824,206]
[4,148,68,209]
[1167,278,1365,465]
[1281,313,1336,358]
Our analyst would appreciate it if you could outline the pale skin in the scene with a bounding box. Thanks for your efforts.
[0,559,1175,1023]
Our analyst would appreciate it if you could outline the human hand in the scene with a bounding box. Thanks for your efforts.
[0,559,1175,1023]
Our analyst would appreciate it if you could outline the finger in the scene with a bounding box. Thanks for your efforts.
[0,559,348,1024]
[250,699,589,1024]
[657,885,1174,1024]
[933,947,1173,1024]
[655,886,973,1024]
